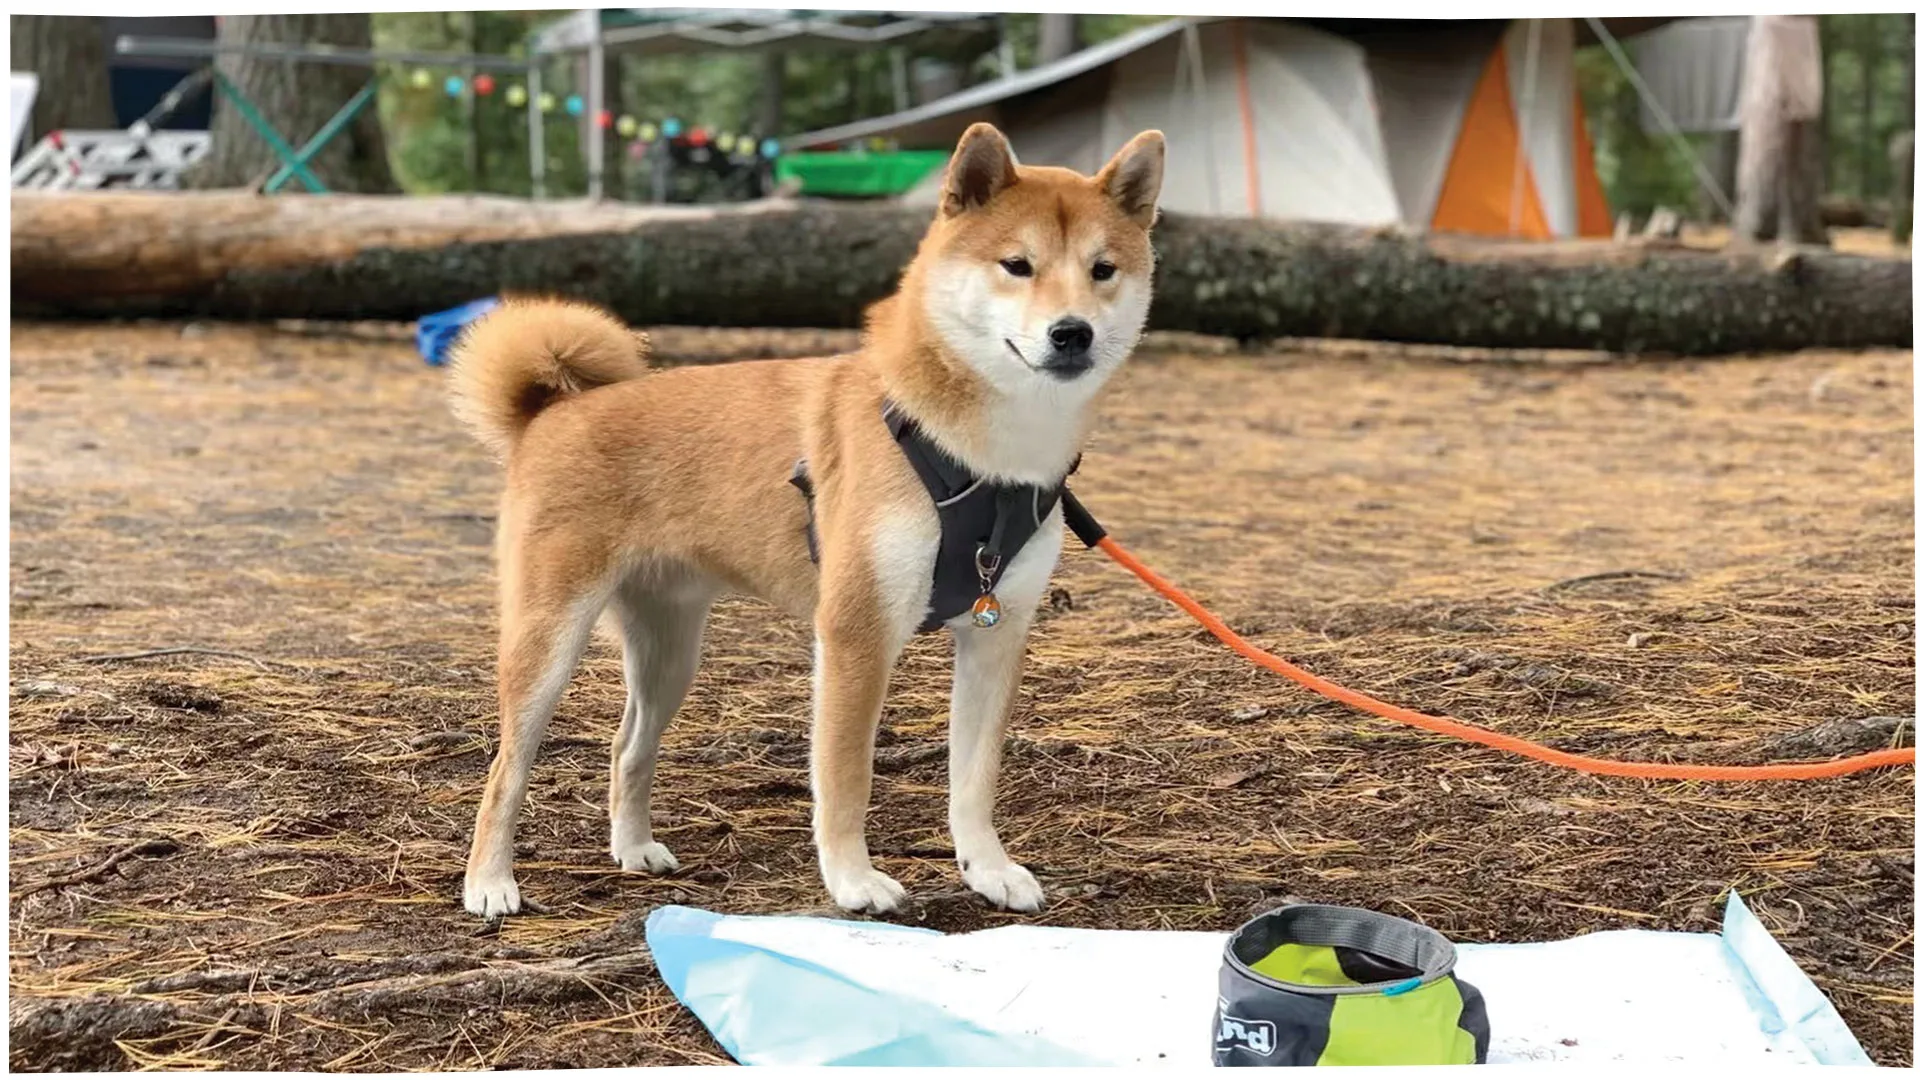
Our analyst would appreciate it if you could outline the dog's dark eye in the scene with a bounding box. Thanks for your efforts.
[1091,260,1117,282]
[1000,257,1033,278]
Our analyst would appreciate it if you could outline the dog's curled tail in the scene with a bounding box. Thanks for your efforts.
[446,298,651,457]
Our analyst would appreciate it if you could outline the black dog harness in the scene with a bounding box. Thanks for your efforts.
[790,403,1075,633]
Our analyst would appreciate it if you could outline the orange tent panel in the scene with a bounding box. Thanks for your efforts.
[1430,41,1550,239]
[1571,93,1613,237]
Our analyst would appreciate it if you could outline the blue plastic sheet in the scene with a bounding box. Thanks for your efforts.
[414,297,499,367]
[644,891,1871,1067]
[647,906,1095,1066]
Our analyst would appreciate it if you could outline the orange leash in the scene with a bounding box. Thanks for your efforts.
[1096,535,1914,781]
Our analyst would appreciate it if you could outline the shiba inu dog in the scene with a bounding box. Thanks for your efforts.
[447,122,1165,919]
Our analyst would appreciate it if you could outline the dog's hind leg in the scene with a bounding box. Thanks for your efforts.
[464,546,610,919]
[607,572,714,874]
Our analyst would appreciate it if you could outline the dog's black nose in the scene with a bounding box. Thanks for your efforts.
[1047,318,1094,356]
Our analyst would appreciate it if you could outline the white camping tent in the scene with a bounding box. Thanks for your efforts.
[796,18,1402,225]
[790,16,1645,239]
[11,73,37,158]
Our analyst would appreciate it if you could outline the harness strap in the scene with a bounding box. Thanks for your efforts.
[790,401,1079,633]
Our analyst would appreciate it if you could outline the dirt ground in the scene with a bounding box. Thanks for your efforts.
[9,321,1913,1069]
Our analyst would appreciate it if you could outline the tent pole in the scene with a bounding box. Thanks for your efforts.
[1583,16,1735,219]
[1510,18,1543,236]
[1184,21,1221,216]
[1170,30,1189,136]
[587,10,604,201]
[1231,21,1260,217]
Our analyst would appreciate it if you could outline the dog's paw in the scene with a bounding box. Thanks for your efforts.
[823,864,907,914]
[463,871,522,920]
[963,860,1044,912]
[613,841,679,874]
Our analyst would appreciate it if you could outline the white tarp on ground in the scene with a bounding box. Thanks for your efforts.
[646,890,1873,1067]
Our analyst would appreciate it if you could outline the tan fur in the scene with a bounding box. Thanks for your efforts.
[453,123,1166,918]
[446,297,653,458]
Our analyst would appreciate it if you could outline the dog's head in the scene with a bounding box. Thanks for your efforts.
[911,123,1165,397]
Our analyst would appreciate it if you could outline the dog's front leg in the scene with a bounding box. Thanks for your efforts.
[948,606,1045,911]
[810,622,909,913]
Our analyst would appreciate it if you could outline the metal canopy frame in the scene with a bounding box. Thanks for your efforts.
[531,9,994,58]
[530,9,998,199]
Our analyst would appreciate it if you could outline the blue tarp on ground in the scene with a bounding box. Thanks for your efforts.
[415,297,499,367]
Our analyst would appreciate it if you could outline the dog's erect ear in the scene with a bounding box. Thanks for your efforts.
[1097,130,1166,228]
[942,123,1019,216]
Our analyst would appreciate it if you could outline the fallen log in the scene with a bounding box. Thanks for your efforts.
[13,191,1911,354]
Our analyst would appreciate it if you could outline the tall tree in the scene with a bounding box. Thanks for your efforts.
[1858,14,1881,199]
[10,15,117,145]
[1897,15,1916,244]
[1037,14,1078,65]
[186,13,397,192]
[1734,15,1827,243]
[759,50,786,135]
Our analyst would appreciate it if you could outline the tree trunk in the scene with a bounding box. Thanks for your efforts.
[184,13,397,193]
[1734,15,1827,243]
[1897,15,1916,245]
[457,11,481,194]
[1037,14,1079,65]
[9,15,117,145]
[759,51,786,136]
[13,192,1911,355]
[1892,131,1914,244]
[1703,132,1739,224]
[1860,14,1881,199]
[600,52,624,201]
[1903,14,1916,133]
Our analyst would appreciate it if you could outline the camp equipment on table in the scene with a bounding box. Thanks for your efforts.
[1214,904,1488,1066]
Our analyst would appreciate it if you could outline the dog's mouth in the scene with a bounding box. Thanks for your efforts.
[1006,339,1093,380]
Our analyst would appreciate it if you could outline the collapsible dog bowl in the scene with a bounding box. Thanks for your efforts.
[1213,904,1489,1066]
